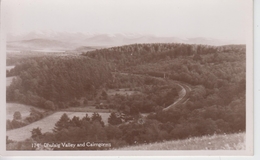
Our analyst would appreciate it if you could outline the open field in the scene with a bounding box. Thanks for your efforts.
[118,132,245,150]
[6,65,15,71]
[61,106,115,113]
[7,111,110,141]
[107,88,141,96]
[6,76,15,87]
[6,103,44,121]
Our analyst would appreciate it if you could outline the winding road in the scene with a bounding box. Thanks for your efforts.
[114,72,192,111]
[163,81,191,111]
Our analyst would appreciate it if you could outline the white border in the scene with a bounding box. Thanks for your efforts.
[0,0,256,158]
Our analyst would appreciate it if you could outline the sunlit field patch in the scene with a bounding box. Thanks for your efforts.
[6,76,15,87]
[107,88,142,96]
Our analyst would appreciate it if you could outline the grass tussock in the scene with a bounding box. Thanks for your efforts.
[118,132,245,150]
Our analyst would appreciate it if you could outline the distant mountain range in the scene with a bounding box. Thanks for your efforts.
[7,31,244,52]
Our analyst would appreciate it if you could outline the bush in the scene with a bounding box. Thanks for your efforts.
[108,112,122,125]
[13,111,22,120]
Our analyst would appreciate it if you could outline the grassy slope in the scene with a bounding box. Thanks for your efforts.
[118,132,245,150]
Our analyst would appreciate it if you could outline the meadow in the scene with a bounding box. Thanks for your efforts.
[61,106,116,113]
[6,111,110,141]
[6,76,15,87]
[107,88,141,96]
[6,65,15,71]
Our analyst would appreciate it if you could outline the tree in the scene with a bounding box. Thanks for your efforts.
[89,121,107,141]
[83,99,88,106]
[53,113,71,132]
[10,119,25,128]
[91,112,105,127]
[193,53,202,61]
[108,112,122,125]
[44,100,55,110]
[6,120,13,130]
[31,127,42,139]
[70,116,81,127]
[101,90,108,100]
[105,124,123,140]
[13,111,22,120]
[82,113,91,122]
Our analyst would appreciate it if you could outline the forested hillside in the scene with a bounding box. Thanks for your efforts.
[6,43,246,150]
[83,43,245,71]
[6,56,112,110]
[83,43,246,134]
[83,43,246,107]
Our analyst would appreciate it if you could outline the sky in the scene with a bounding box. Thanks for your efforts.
[2,0,250,42]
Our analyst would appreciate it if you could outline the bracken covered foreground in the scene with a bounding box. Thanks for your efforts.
[118,132,245,150]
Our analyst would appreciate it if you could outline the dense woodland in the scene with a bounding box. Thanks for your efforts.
[83,43,245,122]
[7,56,112,110]
[7,43,246,150]
[106,85,179,114]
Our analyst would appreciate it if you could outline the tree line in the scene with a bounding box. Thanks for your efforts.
[7,104,245,150]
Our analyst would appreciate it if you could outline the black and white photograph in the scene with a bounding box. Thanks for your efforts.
[0,0,254,156]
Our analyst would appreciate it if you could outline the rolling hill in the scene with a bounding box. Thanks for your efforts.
[7,31,243,52]
[7,39,74,51]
